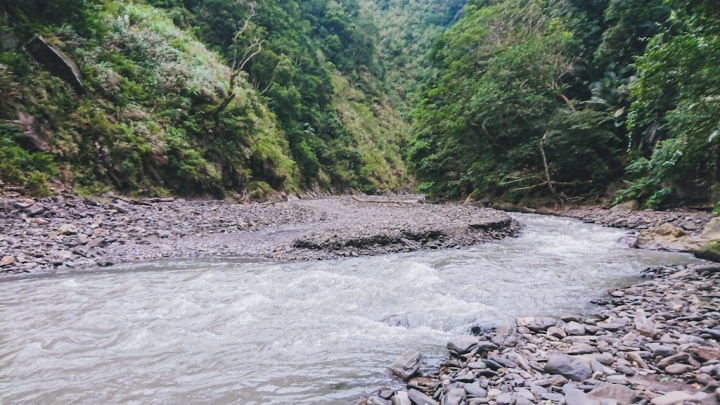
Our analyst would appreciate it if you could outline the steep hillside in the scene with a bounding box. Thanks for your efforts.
[358,0,465,114]
[407,0,720,208]
[0,0,410,197]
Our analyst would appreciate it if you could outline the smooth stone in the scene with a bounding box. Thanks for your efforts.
[605,375,627,385]
[565,388,600,405]
[408,389,439,405]
[392,391,412,405]
[650,391,701,405]
[568,343,597,355]
[646,344,676,359]
[665,364,695,375]
[0,256,14,266]
[58,224,78,235]
[634,314,657,338]
[548,327,567,339]
[544,354,593,381]
[443,388,467,405]
[566,322,587,336]
[688,346,720,362]
[496,392,515,405]
[587,383,638,404]
[658,353,690,369]
[465,383,487,398]
[447,336,478,354]
[542,392,565,402]
[389,348,422,381]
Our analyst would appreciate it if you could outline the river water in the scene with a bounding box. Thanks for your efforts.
[0,214,702,404]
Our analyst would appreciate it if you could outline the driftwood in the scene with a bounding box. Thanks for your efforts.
[539,131,563,204]
[351,195,422,204]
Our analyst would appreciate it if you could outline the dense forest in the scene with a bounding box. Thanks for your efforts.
[1,0,719,207]
[408,0,720,208]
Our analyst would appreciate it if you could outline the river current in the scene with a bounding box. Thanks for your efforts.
[0,214,702,404]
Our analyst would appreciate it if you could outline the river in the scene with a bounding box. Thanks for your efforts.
[0,214,702,404]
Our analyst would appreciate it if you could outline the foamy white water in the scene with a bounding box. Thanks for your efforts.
[0,214,702,404]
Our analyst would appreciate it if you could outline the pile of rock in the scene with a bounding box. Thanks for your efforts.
[0,193,332,274]
[0,194,518,275]
[366,263,720,405]
[293,208,517,257]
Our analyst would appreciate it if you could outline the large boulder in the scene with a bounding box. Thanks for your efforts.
[26,36,84,94]
[544,354,593,381]
[701,217,720,240]
[610,200,639,211]
[636,223,698,251]
[389,348,422,381]
[695,240,720,263]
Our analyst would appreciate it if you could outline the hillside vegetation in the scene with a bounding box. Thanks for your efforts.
[0,0,409,197]
[2,0,720,208]
[408,0,720,208]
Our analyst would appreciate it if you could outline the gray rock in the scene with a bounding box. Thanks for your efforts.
[548,326,567,339]
[25,204,46,217]
[443,388,466,405]
[544,354,593,381]
[587,383,638,404]
[665,364,694,375]
[597,321,625,331]
[646,343,676,359]
[389,349,422,381]
[605,375,627,385]
[27,35,84,94]
[157,230,172,239]
[634,314,657,338]
[650,391,702,405]
[541,392,565,402]
[495,393,515,405]
[565,322,587,336]
[447,335,478,354]
[58,224,78,235]
[565,388,600,405]
[476,341,498,352]
[567,343,596,355]
[392,391,412,405]
[531,385,548,397]
[408,389,439,405]
[465,383,487,398]
[657,353,690,369]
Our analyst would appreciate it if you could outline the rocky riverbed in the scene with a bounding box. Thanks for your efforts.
[0,194,517,275]
[367,262,720,405]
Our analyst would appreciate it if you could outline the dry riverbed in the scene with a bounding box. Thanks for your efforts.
[0,194,517,275]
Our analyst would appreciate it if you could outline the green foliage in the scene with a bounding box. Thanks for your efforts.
[408,0,622,199]
[25,172,52,197]
[621,4,720,201]
[358,0,465,113]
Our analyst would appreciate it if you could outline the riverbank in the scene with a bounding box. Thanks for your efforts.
[490,202,716,254]
[0,194,518,275]
[368,262,720,405]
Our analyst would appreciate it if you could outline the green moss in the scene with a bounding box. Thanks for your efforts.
[695,240,720,263]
